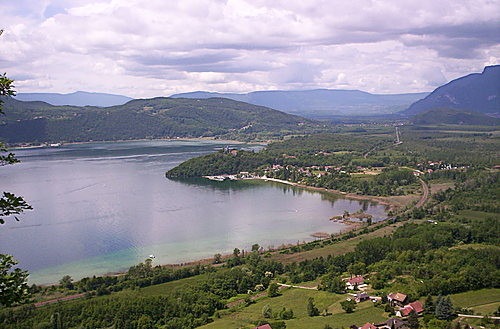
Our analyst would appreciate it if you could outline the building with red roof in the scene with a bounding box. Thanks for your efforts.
[360,323,377,329]
[396,301,424,317]
[387,292,408,306]
[253,324,272,329]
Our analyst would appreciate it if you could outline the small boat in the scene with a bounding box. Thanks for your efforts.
[149,254,155,259]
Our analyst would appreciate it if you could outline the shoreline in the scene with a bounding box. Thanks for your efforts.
[57,178,391,283]
[78,180,388,283]
[250,176,397,211]
[11,137,266,150]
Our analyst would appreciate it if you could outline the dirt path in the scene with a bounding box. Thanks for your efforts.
[277,283,318,290]
[415,178,429,208]
[458,314,500,320]
[34,293,86,307]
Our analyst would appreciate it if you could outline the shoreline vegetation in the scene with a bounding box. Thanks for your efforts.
[11,136,266,150]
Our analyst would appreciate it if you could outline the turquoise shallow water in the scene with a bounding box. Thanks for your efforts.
[0,140,387,284]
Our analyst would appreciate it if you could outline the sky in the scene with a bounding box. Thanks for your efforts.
[1,0,499,98]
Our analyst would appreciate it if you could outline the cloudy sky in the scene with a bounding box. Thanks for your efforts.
[1,0,499,98]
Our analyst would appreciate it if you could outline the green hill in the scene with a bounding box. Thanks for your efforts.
[0,97,325,144]
[411,107,500,125]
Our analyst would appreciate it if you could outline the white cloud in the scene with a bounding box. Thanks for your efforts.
[1,0,498,97]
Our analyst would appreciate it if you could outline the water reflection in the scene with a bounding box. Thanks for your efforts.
[1,140,386,284]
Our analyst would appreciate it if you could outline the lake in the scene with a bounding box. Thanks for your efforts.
[0,140,387,284]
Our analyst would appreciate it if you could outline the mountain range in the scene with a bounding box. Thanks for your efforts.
[13,89,429,117]
[403,65,500,117]
[172,89,429,117]
[0,97,325,144]
[14,91,133,107]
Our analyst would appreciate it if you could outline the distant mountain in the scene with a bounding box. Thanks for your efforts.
[171,89,429,117]
[14,91,133,107]
[403,65,500,116]
[411,107,500,126]
[0,97,325,144]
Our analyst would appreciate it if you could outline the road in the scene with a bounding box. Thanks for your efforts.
[415,178,429,208]
[277,283,318,290]
[457,314,500,320]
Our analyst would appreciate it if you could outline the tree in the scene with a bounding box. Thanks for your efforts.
[136,314,155,329]
[307,297,320,316]
[213,253,222,264]
[276,307,294,320]
[59,275,74,290]
[0,255,29,306]
[252,243,260,252]
[340,299,357,313]
[320,273,345,294]
[347,262,366,277]
[426,319,451,329]
[50,312,63,329]
[435,295,454,320]
[0,68,32,306]
[233,248,240,257]
[0,73,32,224]
[408,310,420,329]
[424,295,435,314]
[267,283,279,297]
[262,304,272,318]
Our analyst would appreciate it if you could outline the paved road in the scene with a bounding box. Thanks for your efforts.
[458,314,500,320]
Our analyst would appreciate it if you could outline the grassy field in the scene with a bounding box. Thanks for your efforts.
[453,210,500,221]
[137,272,216,296]
[450,289,500,328]
[450,289,500,310]
[199,287,387,329]
[270,223,401,264]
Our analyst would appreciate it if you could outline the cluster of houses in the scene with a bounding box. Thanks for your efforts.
[344,276,426,321]
[263,164,352,178]
[415,160,467,174]
[254,287,426,329]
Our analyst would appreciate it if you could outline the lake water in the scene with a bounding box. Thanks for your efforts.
[0,140,387,284]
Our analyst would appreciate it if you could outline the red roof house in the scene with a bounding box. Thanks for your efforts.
[253,325,272,329]
[361,323,377,329]
[387,293,408,305]
[396,301,424,317]
[348,275,365,285]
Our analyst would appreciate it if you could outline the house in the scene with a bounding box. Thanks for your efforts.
[253,325,272,329]
[387,293,408,306]
[346,275,365,290]
[355,292,370,303]
[375,318,410,329]
[360,323,377,329]
[396,301,424,317]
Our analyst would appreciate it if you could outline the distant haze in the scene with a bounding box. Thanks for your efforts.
[15,91,133,107]
[172,89,429,116]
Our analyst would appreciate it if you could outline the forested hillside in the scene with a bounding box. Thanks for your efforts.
[411,107,500,125]
[0,97,326,144]
[403,65,500,116]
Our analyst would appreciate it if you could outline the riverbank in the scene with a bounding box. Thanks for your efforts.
[11,137,267,150]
